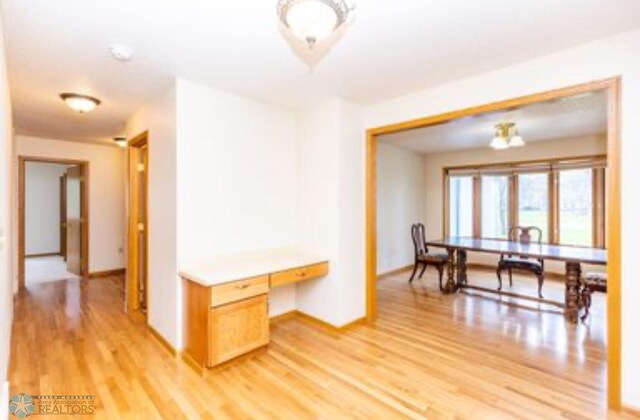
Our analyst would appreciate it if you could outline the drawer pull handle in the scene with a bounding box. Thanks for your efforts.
[236,284,250,290]
[296,271,307,277]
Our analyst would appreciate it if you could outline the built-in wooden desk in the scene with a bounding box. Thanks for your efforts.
[180,249,329,368]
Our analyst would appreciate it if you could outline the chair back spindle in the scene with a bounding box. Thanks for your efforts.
[411,223,428,257]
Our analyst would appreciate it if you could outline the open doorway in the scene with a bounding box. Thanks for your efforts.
[18,157,89,288]
[127,131,149,314]
[366,78,621,410]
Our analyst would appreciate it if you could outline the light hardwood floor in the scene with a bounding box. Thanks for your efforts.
[9,268,632,419]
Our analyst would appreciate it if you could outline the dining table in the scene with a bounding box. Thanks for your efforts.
[424,237,607,322]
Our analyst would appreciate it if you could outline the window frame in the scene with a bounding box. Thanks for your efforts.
[443,154,607,248]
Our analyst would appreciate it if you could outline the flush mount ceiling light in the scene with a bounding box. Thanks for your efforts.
[113,137,128,148]
[490,122,525,150]
[59,93,101,113]
[277,0,355,68]
[109,44,134,62]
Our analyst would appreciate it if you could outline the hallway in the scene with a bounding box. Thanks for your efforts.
[24,256,79,286]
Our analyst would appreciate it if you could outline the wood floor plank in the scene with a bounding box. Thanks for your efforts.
[9,269,632,419]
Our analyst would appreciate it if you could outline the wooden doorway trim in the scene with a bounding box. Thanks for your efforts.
[127,131,149,314]
[18,156,90,288]
[364,77,622,409]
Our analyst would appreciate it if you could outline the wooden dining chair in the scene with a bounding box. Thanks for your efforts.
[496,226,545,298]
[579,272,607,321]
[409,223,448,290]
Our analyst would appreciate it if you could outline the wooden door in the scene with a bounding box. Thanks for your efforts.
[127,132,149,313]
[65,166,82,275]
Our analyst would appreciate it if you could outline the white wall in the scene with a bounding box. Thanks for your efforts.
[24,162,68,255]
[296,98,365,327]
[176,79,299,321]
[423,135,607,273]
[376,143,426,274]
[16,136,126,273]
[126,85,178,348]
[363,28,640,409]
[0,11,13,411]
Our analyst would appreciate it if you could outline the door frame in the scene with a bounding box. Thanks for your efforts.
[364,77,622,409]
[126,131,149,314]
[18,156,90,288]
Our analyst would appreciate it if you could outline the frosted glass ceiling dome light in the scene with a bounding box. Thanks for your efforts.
[60,93,101,113]
[284,0,340,47]
[277,0,354,67]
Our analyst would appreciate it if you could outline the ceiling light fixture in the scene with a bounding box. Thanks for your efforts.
[60,93,101,113]
[490,122,525,150]
[113,137,128,148]
[277,0,355,68]
[109,44,133,62]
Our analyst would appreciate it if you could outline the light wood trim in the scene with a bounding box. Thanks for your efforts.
[269,262,329,288]
[622,405,640,418]
[444,154,606,173]
[549,170,559,244]
[367,78,617,136]
[472,176,481,238]
[59,175,66,258]
[209,275,269,307]
[365,76,622,410]
[268,310,298,323]
[273,310,366,332]
[89,268,126,278]
[24,252,60,258]
[127,131,149,313]
[442,167,449,237]
[605,77,621,410]
[18,156,89,288]
[377,264,413,279]
[509,175,518,228]
[593,168,606,248]
[366,131,377,322]
[147,324,177,357]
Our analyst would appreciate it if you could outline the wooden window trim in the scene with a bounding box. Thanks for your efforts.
[444,154,606,247]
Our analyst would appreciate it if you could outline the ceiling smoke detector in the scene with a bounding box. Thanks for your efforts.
[109,44,133,62]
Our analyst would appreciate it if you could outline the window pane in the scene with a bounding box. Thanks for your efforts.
[518,173,549,242]
[481,176,509,239]
[449,177,473,237]
[559,169,593,246]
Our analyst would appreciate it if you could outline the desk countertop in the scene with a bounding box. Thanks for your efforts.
[179,248,329,287]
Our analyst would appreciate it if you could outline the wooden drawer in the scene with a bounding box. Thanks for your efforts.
[208,294,269,366]
[210,275,269,307]
[270,262,329,287]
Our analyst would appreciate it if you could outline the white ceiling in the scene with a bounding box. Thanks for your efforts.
[3,0,639,144]
[379,90,607,153]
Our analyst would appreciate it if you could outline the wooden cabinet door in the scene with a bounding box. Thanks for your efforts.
[208,295,269,366]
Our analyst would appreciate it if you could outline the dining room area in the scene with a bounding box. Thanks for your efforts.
[373,81,617,416]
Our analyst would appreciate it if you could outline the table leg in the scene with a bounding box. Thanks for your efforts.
[456,249,467,287]
[565,261,582,322]
[443,248,457,294]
